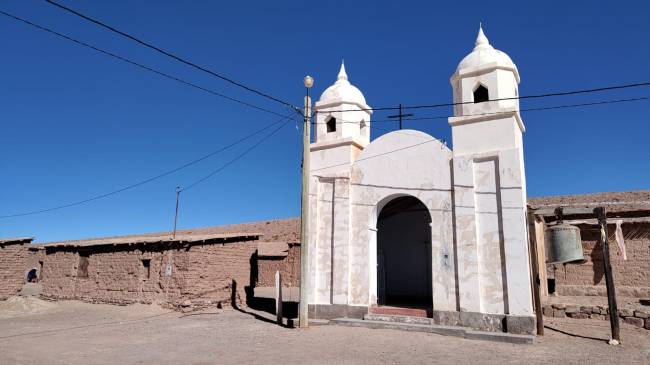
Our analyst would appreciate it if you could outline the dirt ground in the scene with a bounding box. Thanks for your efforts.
[0,298,649,365]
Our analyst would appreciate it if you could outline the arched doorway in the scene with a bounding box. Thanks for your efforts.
[377,196,432,310]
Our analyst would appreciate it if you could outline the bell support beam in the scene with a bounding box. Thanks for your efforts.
[533,207,650,223]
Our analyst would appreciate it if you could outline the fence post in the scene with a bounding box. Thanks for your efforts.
[275,271,283,325]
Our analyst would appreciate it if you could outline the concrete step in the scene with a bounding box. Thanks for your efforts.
[330,318,534,344]
[368,305,429,317]
[364,313,432,325]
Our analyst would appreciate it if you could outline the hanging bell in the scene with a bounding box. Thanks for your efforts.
[544,208,586,264]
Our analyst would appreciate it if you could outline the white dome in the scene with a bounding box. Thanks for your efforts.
[319,62,367,105]
[456,26,517,73]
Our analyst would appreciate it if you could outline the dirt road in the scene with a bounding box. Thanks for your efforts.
[0,298,648,364]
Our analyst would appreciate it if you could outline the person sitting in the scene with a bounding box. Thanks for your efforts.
[26,268,38,283]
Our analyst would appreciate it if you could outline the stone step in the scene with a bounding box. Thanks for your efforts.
[330,318,535,345]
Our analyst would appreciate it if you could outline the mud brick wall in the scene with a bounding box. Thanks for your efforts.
[549,222,650,298]
[183,241,258,306]
[0,243,38,300]
[257,244,301,287]
[41,245,188,305]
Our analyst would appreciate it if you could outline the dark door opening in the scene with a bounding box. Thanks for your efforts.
[377,196,432,310]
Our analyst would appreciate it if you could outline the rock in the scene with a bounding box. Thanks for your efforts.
[624,316,644,328]
[565,306,580,314]
[619,308,634,317]
[645,318,650,330]
[580,307,592,315]
[634,310,649,319]
[180,300,192,307]
[553,309,566,318]
[567,313,588,319]
[542,305,553,317]
[590,314,604,320]
[553,304,567,310]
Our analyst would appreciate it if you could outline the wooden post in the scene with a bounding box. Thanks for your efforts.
[527,210,544,335]
[275,271,283,326]
[594,207,621,344]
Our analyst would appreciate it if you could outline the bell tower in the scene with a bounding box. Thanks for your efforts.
[449,25,533,318]
[310,62,372,174]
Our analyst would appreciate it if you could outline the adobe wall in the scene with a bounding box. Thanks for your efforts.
[39,239,262,307]
[41,245,188,305]
[548,222,650,298]
[0,243,40,300]
[257,244,301,288]
[184,241,258,306]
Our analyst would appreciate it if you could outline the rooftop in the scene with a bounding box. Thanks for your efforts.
[0,237,34,246]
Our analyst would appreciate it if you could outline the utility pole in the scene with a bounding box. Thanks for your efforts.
[387,103,414,130]
[299,75,313,328]
[172,186,181,239]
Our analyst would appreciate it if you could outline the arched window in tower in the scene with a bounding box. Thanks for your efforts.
[473,84,489,103]
[326,117,337,133]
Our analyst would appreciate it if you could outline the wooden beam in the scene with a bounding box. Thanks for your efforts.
[527,211,544,335]
[595,207,621,344]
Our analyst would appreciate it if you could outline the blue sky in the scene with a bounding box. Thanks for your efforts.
[2,0,649,242]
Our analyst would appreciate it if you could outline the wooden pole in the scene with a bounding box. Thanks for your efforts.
[594,206,621,344]
[172,187,181,239]
[275,271,283,325]
[298,87,311,328]
[527,210,544,335]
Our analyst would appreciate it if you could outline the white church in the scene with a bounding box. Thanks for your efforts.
[306,26,535,334]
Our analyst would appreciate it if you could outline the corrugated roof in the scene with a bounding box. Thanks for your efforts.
[39,232,261,249]
[0,237,34,245]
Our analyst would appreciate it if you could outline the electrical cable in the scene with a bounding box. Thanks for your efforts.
[0,113,295,219]
[180,117,292,192]
[0,10,288,118]
[44,0,297,110]
[312,96,650,125]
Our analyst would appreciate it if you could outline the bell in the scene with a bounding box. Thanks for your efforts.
[545,221,585,264]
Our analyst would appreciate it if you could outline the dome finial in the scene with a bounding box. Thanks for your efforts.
[337,59,348,82]
[475,22,490,48]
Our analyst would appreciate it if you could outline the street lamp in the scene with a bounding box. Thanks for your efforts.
[299,75,313,328]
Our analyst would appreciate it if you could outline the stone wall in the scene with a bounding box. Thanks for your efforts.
[549,222,650,298]
[0,242,38,300]
[543,302,650,331]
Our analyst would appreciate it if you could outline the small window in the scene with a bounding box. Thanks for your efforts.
[473,84,489,103]
[141,259,151,279]
[77,252,89,278]
[326,117,336,133]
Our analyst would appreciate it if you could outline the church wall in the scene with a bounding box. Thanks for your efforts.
[473,158,506,314]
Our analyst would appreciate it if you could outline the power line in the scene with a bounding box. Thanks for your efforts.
[181,118,291,192]
[0,10,288,118]
[312,96,650,125]
[44,0,297,111]
[0,114,295,219]
[313,83,650,114]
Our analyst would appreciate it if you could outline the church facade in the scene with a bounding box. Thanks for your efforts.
[307,26,534,334]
